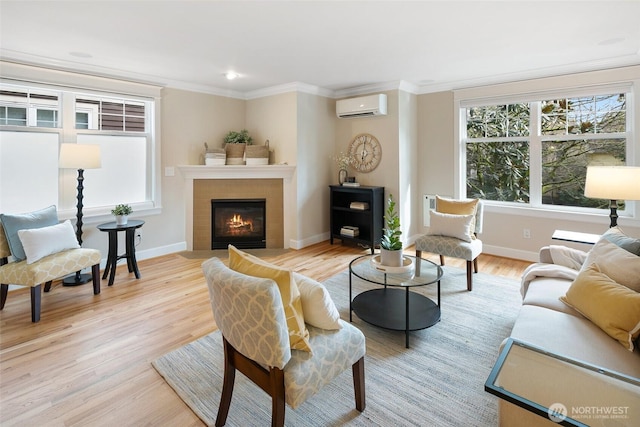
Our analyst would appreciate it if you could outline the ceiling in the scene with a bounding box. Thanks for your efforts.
[1,1,640,99]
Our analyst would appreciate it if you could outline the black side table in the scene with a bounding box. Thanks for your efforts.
[97,220,144,286]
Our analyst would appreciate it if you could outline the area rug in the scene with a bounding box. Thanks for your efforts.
[152,265,522,426]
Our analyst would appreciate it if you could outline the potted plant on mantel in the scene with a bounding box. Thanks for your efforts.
[112,204,133,226]
[224,129,253,165]
[380,194,403,267]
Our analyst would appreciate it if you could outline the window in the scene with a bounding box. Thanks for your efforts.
[0,89,59,127]
[0,82,157,217]
[462,88,631,212]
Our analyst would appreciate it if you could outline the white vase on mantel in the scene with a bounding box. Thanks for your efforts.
[380,248,403,267]
[115,215,128,226]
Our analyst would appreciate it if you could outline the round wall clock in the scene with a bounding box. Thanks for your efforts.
[348,133,382,173]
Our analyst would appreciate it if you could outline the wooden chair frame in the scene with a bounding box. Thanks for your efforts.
[216,336,366,427]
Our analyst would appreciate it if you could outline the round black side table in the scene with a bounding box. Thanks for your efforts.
[97,220,144,286]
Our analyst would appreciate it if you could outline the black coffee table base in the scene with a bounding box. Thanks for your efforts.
[352,288,440,348]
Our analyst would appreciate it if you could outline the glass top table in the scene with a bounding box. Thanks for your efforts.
[485,338,640,426]
[349,254,443,348]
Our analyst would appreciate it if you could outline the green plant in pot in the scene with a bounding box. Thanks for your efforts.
[112,204,132,226]
[224,129,253,165]
[380,194,403,267]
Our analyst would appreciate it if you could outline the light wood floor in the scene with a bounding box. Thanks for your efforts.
[0,242,530,426]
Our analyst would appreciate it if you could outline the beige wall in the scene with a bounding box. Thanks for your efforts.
[417,66,640,260]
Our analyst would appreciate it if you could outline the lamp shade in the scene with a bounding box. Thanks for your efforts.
[59,143,102,169]
[584,166,640,200]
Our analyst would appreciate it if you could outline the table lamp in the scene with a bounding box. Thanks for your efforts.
[59,143,102,285]
[584,165,640,228]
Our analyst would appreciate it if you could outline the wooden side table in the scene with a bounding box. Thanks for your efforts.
[97,220,144,286]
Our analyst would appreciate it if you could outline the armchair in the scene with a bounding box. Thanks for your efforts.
[202,257,366,427]
[415,197,483,291]
[0,207,101,322]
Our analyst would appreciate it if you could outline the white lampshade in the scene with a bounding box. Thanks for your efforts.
[584,166,640,200]
[59,143,102,169]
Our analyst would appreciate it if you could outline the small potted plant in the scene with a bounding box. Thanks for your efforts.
[380,194,403,266]
[112,204,133,226]
[224,129,253,165]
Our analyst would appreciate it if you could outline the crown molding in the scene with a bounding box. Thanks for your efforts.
[416,53,640,94]
[244,82,334,100]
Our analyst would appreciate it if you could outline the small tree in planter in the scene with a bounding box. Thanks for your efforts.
[380,194,403,266]
[112,204,133,226]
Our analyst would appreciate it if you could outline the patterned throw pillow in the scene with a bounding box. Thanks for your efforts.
[228,245,311,352]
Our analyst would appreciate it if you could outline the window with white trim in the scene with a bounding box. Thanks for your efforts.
[0,82,157,216]
[461,86,632,212]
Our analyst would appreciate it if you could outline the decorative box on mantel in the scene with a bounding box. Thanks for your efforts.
[176,164,296,251]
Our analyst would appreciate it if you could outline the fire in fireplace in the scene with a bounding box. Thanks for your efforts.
[211,199,266,249]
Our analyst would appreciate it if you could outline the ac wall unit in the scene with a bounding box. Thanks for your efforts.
[336,94,387,118]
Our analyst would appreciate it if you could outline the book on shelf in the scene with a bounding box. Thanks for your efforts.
[342,182,361,187]
[349,201,369,210]
[340,225,360,237]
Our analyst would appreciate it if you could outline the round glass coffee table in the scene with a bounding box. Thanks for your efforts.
[349,254,443,348]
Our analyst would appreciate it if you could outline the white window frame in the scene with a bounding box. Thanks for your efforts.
[0,70,162,222]
[454,75,639,225]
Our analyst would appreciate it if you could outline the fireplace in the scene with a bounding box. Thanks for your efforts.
[211,199,266,249]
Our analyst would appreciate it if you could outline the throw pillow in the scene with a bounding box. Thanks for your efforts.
[601,226,640,256]
[560,264,640,351]
[228,245,311,352]
[17,220,80,264]
[426,211,474,243]
[436,196,479,236]
[0,205,58,262]
[293,272,341,330]
[581,238,640,292]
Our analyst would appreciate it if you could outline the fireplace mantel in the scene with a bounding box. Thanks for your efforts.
[178,164,296,250]
[177,164,296,180]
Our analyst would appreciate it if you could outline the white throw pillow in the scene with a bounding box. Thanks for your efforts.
[293,272,342,330]
[17,220,80,264]
[581,238,640,292]
[426,211,474,243]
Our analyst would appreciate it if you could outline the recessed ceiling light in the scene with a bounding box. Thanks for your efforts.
[70,51,93,58]
[224,72,239,80]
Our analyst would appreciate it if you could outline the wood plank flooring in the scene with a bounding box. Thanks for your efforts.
[0,242,530,426]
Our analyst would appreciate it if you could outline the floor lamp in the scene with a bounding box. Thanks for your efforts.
[59,143,102,285]
[584,165,640,228]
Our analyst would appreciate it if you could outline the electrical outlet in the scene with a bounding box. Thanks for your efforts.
[523,228,531,239]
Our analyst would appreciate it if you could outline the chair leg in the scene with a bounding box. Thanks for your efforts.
[44,281,53,292]
[473,257,479,273]
[216,339,237,427]
[270,368,285,427]
[92,264,101,295]
[466,261,473,291]
[352,356,366,412]
[31,284,42,322]
[0,283,8,309]
[439,255,445,266]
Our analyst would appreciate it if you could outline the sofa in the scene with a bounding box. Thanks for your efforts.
[498,226,640,426]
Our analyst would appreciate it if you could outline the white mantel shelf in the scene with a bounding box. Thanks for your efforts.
[177,164,296,180]
[178,164,297,250]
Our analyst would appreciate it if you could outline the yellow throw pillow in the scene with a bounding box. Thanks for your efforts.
[436,196,479,239]
[560,264,640,351]
[228,245,311,352]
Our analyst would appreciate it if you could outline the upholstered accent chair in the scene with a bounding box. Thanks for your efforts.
[0,217,101,322]
[202,257,366,427]
[415,198,483,291]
